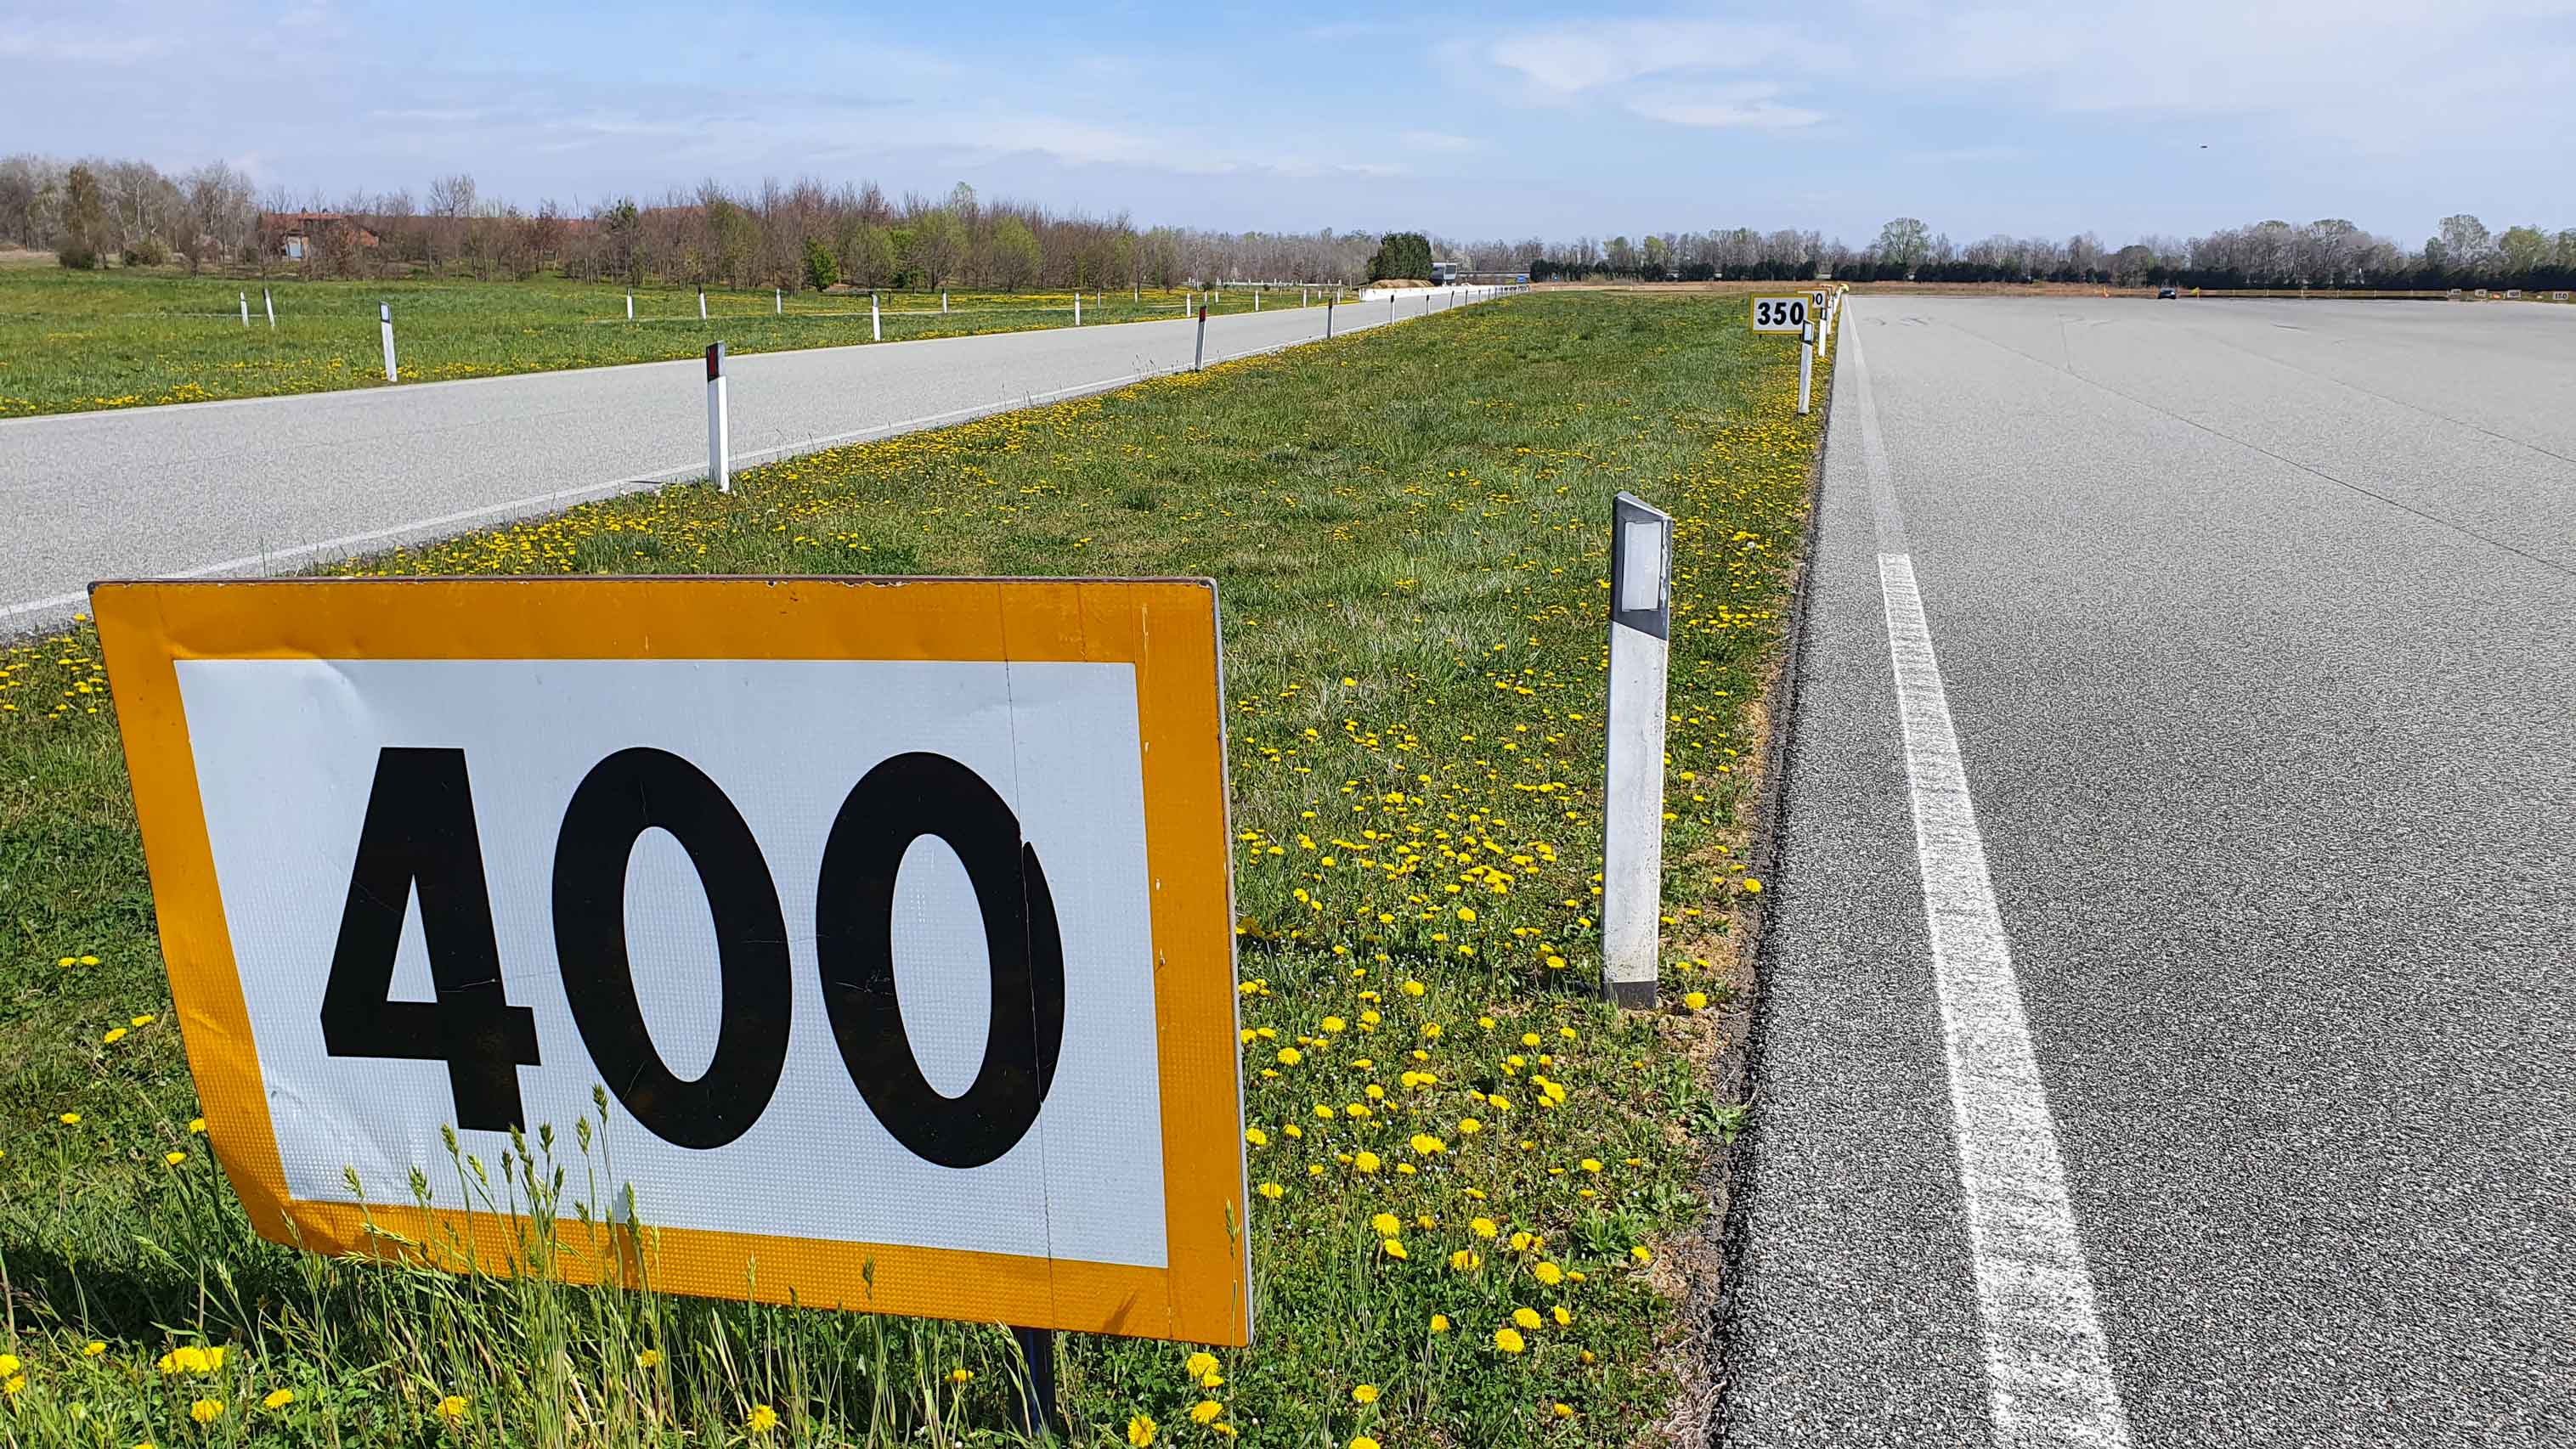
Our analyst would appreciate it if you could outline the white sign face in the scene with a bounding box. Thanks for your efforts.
[96,577,1249,1344]
[1750,295,1812,333]
[178,657,1166,1266]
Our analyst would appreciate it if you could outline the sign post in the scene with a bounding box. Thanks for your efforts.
[1750,295,1815,414]
[90,575,1253,1353]
[378,302,397,381]
[1602,493,1674,1007]
[705,342,730,493]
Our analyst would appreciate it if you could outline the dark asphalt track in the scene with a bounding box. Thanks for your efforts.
[1724,296,2575,1447]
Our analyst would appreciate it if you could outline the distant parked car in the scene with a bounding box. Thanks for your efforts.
[2157,285,2178,299]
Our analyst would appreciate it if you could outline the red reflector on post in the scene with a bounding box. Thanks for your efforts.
[705,341,725,381]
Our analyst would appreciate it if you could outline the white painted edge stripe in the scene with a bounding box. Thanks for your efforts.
[1876,552,2134,1449]
[0,299,1447,631]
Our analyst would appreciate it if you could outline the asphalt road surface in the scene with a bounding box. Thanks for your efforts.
[0,289,1474,629]
[1725,296,2573,1447]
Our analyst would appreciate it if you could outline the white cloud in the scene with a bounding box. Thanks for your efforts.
[1627,83,1823,130]
[1897,0,2576,153]
[1399,129,1479,154]
[1483,18,1830,95]
[1471,14,1839,129]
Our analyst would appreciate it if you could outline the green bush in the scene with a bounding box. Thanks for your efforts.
[56,245,99,271]
[803,236,839,292]
[123,235,170,268]
[1367,231,1433,283]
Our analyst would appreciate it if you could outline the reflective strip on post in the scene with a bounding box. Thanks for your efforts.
[1601,491,1674,1009]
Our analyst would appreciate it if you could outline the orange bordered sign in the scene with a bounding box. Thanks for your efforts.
[93,576,1249,1345]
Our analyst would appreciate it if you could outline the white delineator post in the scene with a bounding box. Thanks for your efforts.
[378,302,397,381]
[1602,491,1675,1008]
[872,293,881,341]
[1254,289,1260,312]
[705,341,731,494]
[1326,296,1335,338]
[626,293,634,321]
[942,291,949,313]
[775,288,782,313]
[698,290,708,320]
[1073,292,1081,326]
[1799,319,1815,415]
[263,289,274,327]
[240,291,249,326]
[1194,305,1207,369]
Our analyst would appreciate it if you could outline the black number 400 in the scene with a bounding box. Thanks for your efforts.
[318,747,1066,1170]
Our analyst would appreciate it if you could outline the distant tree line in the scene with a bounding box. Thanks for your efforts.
[0,155,1389,290]
[1485,215,2576,291]
[8,154,2568,295]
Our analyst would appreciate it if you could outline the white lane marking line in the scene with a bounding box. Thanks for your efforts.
[1,302,1443,628]
[1877,552,2134,1449]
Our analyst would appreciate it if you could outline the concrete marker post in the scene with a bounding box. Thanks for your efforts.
[263,289,274,328]
[1602,491,1675,1008]
[1195,306,1206,370]
[378,302,397,381]
[1799,319,1815,415]
[705,341,731,494]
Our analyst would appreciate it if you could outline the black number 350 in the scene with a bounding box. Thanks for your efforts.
[319,747,1067,1169]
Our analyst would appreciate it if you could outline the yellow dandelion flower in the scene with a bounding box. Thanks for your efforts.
[1534,1262,1564,1286]
[82,1342,105,1358]
[1245,1127,1268,1147]
[1371,1212,1402,1236]
[747,1403,779,1432]
[1127,1412,1159,1446]
[435,1395,468,1423]
[190,1400,223,1424]
[1430,1314,1451,1333]
[1191,1399,1223,1424]
[262,1389,296,1410]
[1354,1151,1381,1174]
[1185,1351,1219,1380]
[1494,1328,1527,1354]
[1553,1305,1573,1326]
[1512,1307,1543,1331]
[1352,1384,1379,1404]
[637,1349,663,1369]
[1258,1181,1285,1198]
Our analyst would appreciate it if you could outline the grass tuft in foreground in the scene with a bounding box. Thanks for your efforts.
[0,292,1823,1445]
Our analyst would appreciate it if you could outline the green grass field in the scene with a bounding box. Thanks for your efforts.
[0,270,1345,419]
[0,292,1823,1446]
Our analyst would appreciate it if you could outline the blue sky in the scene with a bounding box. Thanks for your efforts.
[5,0,2571,246]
